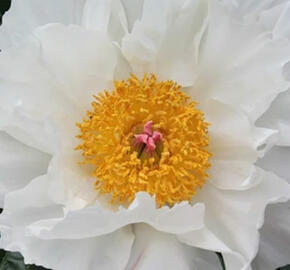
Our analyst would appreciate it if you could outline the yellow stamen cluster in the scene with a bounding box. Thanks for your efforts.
[76,74,211,207]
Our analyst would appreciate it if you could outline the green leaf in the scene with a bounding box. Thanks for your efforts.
[0,251,50,270]
[25,265,50,270]
[277,265,290,270]
[0,252,25,270]
[216,252,226,270]
[0,250,6,265]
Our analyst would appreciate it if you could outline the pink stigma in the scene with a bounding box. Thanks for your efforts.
[134,121,163,153]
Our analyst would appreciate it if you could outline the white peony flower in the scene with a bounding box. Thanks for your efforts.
[0,1,290,270]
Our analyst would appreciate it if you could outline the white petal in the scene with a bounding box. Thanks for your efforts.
[1,24,128,210]
[125,224,222,270]
[0,24,118,153]
[252,201,290,270]
[1,225,133,270]
[258,3,287,31]
[205,99,271,190]
[120,0,144,31]
[122,0,208,86]
[178,226,247,268]
[178,170,290,270]
[257,89,290,146]
[258,2,290,39]
[0,0,130,50]
[3,175,58,214]
[32,24,117,110]
[82,0,128,42]
[206,99,257,160]
[221,0,289,16]
[0,0,86,50]
[0,177,64,249]
[0,131,50,207]
[48,152,99,209]
[0,39,73,153]
[0,174,134,270]
[194,0,290,121]
[28,192,204,239]
[257,146,290,183]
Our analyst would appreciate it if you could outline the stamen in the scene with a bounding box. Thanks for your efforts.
[75,74,212,207]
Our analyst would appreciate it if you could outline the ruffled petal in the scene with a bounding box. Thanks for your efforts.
[122,0,208,86]
[125,224,222,270]
[178,170,290,270]
[0,132,50,207]
[193,0,290,121]
[27,192,204,239]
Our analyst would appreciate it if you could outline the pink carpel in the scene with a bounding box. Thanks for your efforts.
[135,134,149,145]
[134,121,163,153]
[143,120,153,136]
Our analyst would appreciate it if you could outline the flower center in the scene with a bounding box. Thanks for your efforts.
[76,74,212,207]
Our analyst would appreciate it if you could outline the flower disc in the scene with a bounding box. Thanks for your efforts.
[76,74,211,206]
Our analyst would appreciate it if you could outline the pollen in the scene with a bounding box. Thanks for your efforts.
[75,74,212,207]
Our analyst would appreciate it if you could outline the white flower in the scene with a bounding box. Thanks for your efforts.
[0,1,290,270]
